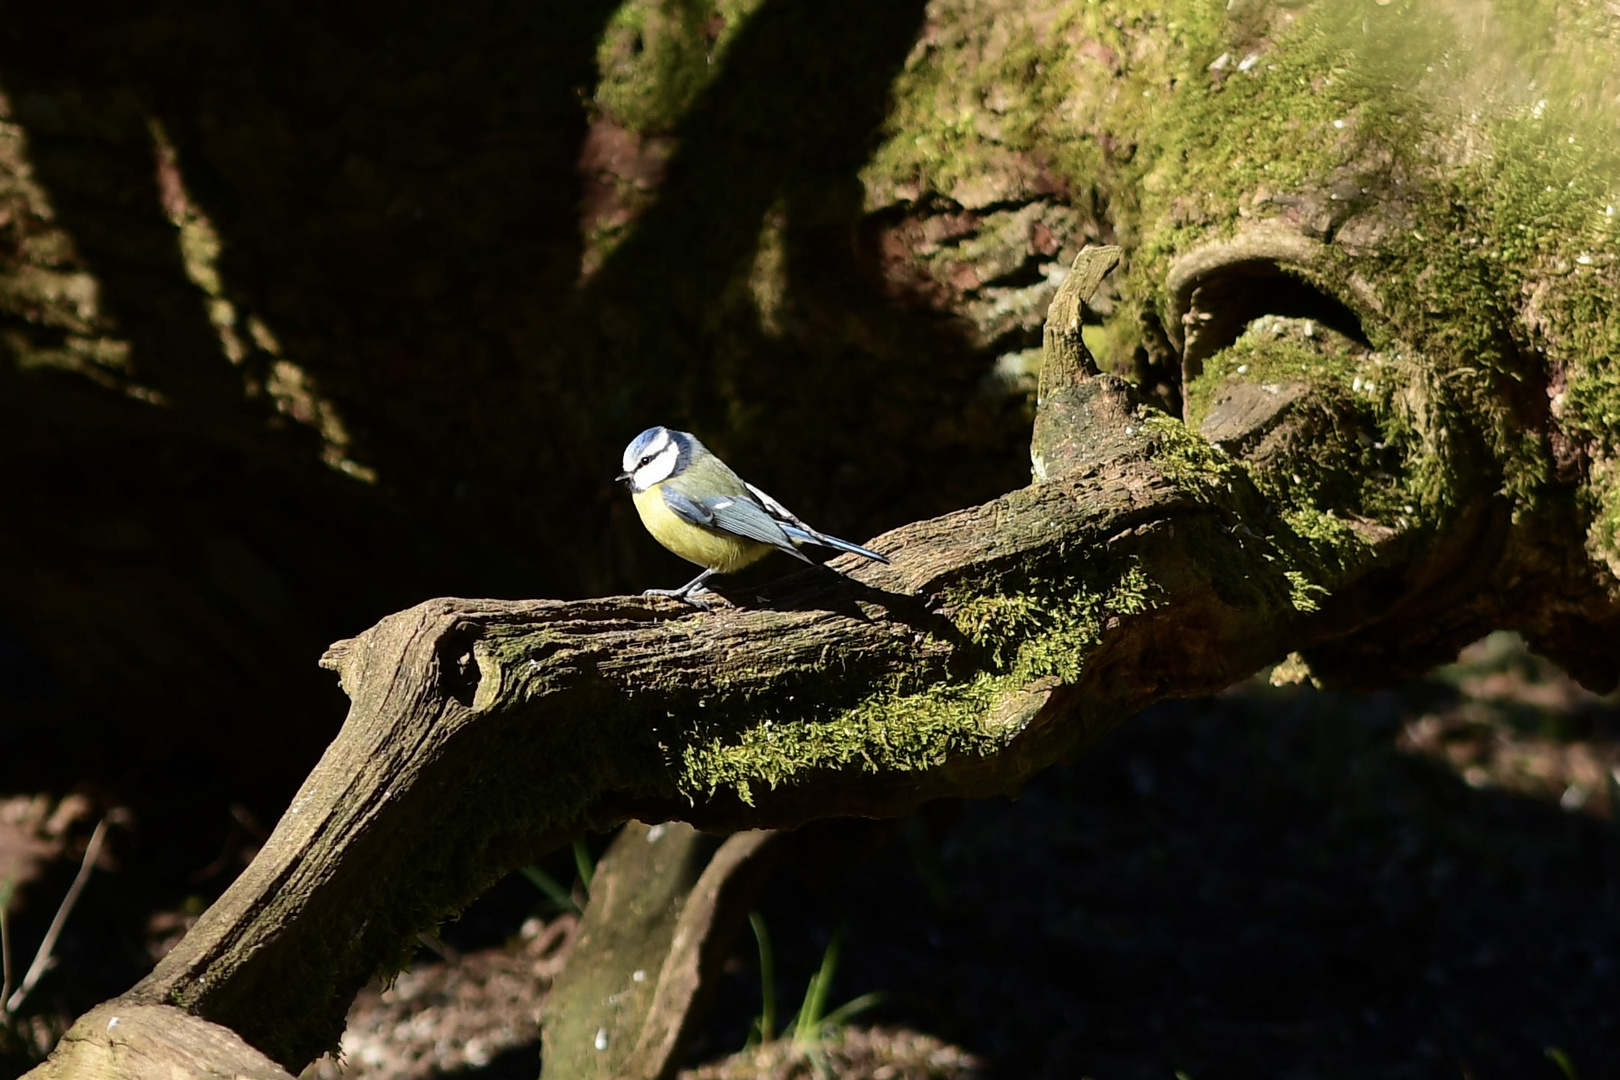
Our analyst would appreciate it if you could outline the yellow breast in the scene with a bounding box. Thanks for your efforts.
[633,484,773,573]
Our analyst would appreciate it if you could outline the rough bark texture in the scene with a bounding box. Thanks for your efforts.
[6,0,1620,1075]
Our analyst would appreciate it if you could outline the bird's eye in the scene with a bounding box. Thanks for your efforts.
[639,455,654,467]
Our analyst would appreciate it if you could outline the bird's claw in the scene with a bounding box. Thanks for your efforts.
[642,585,714,610]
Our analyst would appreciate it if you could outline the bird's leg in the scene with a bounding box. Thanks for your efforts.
[643,568,717,609]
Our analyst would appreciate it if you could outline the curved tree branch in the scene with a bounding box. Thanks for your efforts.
[22,243,1552,1074]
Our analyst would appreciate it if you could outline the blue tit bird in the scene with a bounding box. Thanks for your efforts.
[618,426,890,606]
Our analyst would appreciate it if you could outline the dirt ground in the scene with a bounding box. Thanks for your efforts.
[3,633,1617,1079]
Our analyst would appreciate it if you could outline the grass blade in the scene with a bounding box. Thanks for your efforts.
[792,927,843,1046]
[817,990,883,1030]
[748,910,776,1045]
[572,839,595,896]
[520,863,581,914]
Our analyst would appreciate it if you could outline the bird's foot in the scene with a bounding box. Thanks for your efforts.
[642,584,715,610]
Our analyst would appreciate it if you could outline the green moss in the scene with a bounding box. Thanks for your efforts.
[1278,505,1366,597]
[675,562,1156,803]
[1562,307,1620,445]
[678,676,1002,806]
[1280,505,1361,549]
[1131,407,1395,624]
[1283,569,1328,613]
[1192,331,1431,531]
[1083,1,1615,544]
[952,561,1155,682]
[587,0,1618,571]
[1294,9,1620,521]
[1135,410,1241,498]
[861,4,1229,206]
[1594,474,1620,569]
[1475,115,1620,465]
[1142,382,1406,616]
[1183,334,1355,430]
[1117,11,1438,341]
[594,0,770,133]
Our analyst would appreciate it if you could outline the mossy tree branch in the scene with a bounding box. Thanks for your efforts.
[31,238,1611,1077]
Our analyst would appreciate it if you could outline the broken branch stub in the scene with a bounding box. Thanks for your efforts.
[1031,246,1144,482]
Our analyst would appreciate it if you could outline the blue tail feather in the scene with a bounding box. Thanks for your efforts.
[781,525,889,565]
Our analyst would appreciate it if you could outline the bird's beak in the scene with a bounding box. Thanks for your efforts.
[615,470,632,484]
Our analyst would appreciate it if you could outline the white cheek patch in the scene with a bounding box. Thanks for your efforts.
[635,442,680,488]
[623,429,669,475]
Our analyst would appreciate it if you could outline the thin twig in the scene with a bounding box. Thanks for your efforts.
[0,875,15,1016]
[4,818,109,1016]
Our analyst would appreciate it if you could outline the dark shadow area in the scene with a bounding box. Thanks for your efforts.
[0,0,624,823]
[1180,261,1372,379]
[701,672,1619,1080]
[703,560,943,627]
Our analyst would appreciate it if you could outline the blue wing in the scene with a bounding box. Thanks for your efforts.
[661,486,812,563]
[745,483,890,565]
